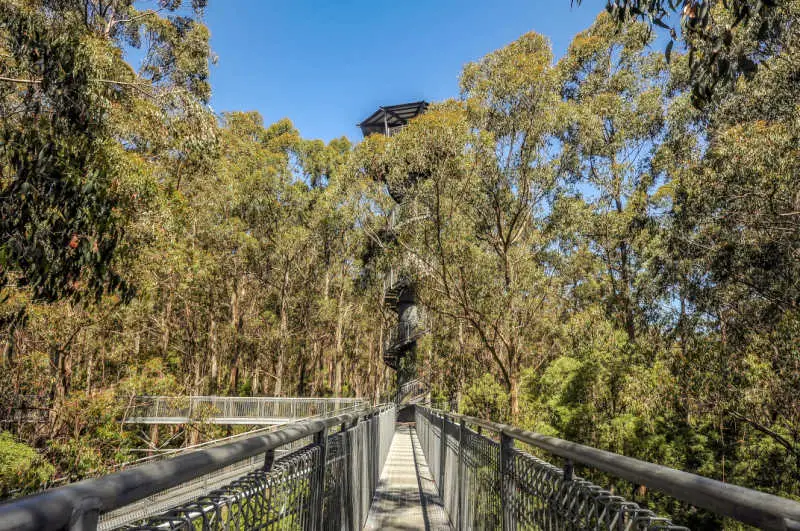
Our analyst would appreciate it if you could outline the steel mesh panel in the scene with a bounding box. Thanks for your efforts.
[506,447,690,530]
[99,437,314,530]
[323,430,350,531]
[121,443,321,530]
[126,397,367,424]
[462,425,502,530]
[442,414,460,529]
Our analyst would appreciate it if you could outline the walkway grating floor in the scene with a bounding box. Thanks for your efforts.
[364,423,452,530]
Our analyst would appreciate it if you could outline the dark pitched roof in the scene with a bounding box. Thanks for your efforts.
[357,101,429,137]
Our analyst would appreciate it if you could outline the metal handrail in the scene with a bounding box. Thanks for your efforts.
[419,405,800,530]
[0,404,392,531]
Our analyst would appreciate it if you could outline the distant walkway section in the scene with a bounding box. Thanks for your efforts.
[124,396,367,424]
[365,424,452,531]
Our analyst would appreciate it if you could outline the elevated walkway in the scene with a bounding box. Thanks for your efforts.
[124,396,367,424]
[365,424,451,530]
[3,404,800,530]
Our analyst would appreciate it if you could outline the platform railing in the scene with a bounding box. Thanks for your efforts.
[124,396,368,424]
[0,404,395,531]
[415,405,800,531]
[107,402,370,477]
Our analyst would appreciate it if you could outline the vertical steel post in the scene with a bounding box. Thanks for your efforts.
[439,414,447,490]
[68,498,101,531]
[563,459,573,482]
[313,426,329,530]
[263,448,275,472]
[500,431,514,531]
[458,418,465,531]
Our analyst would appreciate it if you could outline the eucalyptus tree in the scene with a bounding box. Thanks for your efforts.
[0,0,213,304]
[572,0,783,105]
[667,0,800,490]
[555,13,670,344]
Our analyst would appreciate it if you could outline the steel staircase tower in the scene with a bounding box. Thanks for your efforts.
[358,102,429,385]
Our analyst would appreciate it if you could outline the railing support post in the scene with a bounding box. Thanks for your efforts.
[263,448,275,472]
[439,414,447,490]
[500,431,514,531]
[563,458,573,482]
[458,418,465,531]
[69,498,101,531]
[313,426,329,530]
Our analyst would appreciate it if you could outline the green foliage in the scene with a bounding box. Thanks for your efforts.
[460,374,509,420]
[572,0,785,105]
[0,2,131,303]
[0,432,54,497]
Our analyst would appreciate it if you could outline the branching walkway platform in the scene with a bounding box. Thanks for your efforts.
[365,424,452,531]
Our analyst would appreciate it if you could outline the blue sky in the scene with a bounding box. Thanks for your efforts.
[204,1,602,142]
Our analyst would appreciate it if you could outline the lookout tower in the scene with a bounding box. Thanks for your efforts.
[358,101,428,137]
[359,101,429,388]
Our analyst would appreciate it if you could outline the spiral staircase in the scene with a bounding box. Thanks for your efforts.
[358,101,431,380]
[382,276,426,371]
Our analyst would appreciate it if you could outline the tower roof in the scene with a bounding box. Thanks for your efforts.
[358,101,428,137]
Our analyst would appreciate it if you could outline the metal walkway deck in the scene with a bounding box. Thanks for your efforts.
[365,424,452,531]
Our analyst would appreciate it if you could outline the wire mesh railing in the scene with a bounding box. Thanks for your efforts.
[415,406,800,531]
[0,405,395,531]
[96,404,375,527]
[124,396,368,424]
[1,394,50,424]
[417,407,686,530]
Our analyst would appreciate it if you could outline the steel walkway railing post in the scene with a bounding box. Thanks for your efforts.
[439,414,447,491]
[263,448,275,472]
[500,431,513,531]
[69,500,101,531]
[313,425,329,530]
[458,418,465,531]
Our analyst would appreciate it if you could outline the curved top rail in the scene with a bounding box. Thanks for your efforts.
[0,404,391,531]
[420,406,800,531]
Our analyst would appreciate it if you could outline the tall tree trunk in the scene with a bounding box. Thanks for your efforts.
[228,279,244,393]
[297,356,307,396]
[209,319,218,394]
[149,425,159,457]
[274,353,284,397]
[162,292,173,356]
[275,267,290,397]
[334,288,346,396]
